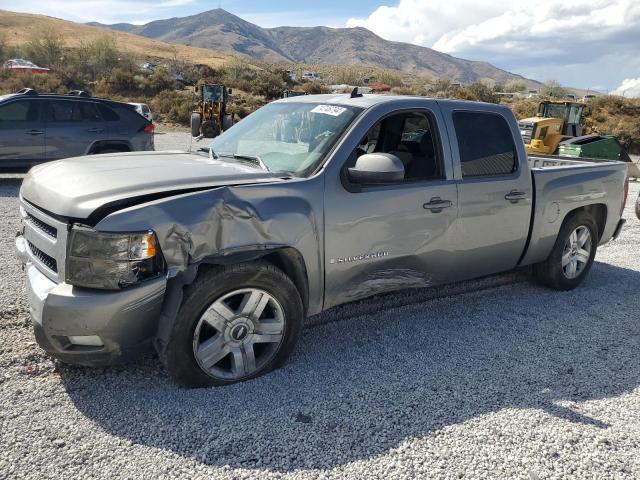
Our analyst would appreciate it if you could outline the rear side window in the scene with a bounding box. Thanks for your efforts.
[97,103,121,121]
[47,100,101,122]
[0,100,40,125]
[453,111,517,177]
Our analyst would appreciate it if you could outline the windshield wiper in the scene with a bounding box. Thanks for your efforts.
[218,153,270,172]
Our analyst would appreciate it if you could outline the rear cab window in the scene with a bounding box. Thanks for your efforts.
[452,111,517,177]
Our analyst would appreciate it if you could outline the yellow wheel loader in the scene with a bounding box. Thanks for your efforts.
[518,100,633,167]
[191,84,234,138]
[518,101,585,155]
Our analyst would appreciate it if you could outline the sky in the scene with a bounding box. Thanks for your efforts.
[2,0,639,96]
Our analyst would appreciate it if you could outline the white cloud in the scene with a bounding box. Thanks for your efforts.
[611,78,640,97]
[347,0,640,90]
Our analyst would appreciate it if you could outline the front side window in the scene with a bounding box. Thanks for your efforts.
[453,111,516,177]
[0,100,40,126]
[210,102,362,176]
[354,111,442,181]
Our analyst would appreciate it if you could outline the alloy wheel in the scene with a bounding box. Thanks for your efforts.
[192,288,285,380]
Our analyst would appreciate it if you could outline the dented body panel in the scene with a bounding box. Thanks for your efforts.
[15,94,628,366]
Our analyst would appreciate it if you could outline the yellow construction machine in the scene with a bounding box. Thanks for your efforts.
[191,84,234,138]
[518,101,585,155]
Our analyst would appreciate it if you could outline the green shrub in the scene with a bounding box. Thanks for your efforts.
[23,27,64,69]
[504,79,527,93]
[299,82,329,94]
[150,90,194,125]
[250,71,286,99]
[0,70,66,94]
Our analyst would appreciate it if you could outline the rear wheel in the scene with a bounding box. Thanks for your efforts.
[533,212,598,290]
[190,113,202,137]
[163,262,303,387]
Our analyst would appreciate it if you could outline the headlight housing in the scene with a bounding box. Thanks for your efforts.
[66,227,164,289]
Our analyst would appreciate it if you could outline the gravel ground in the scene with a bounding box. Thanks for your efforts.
[154,129,204,152]
[0,162,639,479]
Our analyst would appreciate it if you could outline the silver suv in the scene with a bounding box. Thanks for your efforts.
[0,89,154,168]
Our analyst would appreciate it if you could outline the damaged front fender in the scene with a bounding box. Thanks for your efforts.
[94,177,325,344]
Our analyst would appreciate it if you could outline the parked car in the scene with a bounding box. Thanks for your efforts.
[128,102,153,122]
[301,71,321,81]
[0,89,154,168]
[636,191,640,220]
[139,62,157,74]
[4,59,50,74]
[16,94,627,387]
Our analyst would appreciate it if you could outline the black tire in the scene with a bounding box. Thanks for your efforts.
[201,120,220,138]
[162,262,303,388]
[190,113,201,137]
[533,211,598,290]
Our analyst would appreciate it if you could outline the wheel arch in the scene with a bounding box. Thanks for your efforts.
[154,247,309,360]
[563,203,607,242]
[87,140,132,154]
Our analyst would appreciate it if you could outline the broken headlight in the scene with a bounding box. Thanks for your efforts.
[66,227,164,289]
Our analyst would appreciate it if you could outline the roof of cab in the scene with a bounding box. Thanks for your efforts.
[274,93,512,114]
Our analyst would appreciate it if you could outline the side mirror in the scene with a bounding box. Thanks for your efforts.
[228,88,233,95]
[347,153,405,184]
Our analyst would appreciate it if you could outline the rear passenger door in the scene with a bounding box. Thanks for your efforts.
[441,104,532,278]
[0,99,45,165]
[44,99,107,160]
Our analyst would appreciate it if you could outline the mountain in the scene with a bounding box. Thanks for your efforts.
[89,9,540,86]
[0,10,230,68]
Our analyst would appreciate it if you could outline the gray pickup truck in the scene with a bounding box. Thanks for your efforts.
[16,94,628,387]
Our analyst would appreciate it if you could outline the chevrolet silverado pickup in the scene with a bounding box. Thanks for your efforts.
[16,94,628,387]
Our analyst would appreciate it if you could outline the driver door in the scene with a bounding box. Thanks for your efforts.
[323,107,459,308]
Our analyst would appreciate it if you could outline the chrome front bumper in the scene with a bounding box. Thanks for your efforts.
[16,234,167,366]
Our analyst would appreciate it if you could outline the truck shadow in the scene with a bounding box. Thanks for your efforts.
[59,261,640,472]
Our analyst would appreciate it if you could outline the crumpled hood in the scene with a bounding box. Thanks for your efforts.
[20,151,282,219]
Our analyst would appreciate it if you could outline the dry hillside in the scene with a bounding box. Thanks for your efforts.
[0,10,229,68]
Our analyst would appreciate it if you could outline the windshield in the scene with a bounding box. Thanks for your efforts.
[203,86,224,103]
[541,104,569,120]
[209,102,362,176]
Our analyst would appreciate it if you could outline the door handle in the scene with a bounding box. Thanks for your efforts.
[25,129,44,136]
[423,197,453,212]
[86,128,104,133]
[504,190,527,203]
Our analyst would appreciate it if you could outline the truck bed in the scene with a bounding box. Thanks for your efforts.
[521,154,627,267]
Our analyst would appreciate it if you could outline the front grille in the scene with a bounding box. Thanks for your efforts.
[27,241,58,273]
[25,213,57,238]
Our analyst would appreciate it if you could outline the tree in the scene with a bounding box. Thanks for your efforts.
[504,79,527,93]
[23,27,64,69]
[541,80,568,98]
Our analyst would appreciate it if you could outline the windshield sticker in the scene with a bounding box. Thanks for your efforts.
[310,105,347,116]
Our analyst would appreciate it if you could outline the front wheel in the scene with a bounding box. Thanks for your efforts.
[533,212,598,290]
[162,262,303,387]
